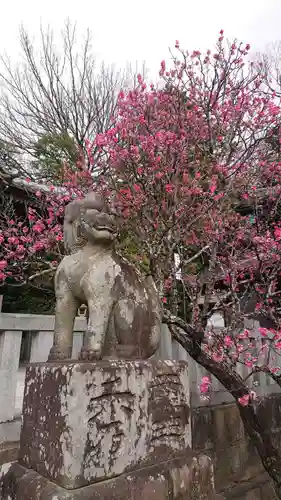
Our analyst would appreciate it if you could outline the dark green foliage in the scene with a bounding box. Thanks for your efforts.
[32,133,79,183]
[0,284,55,314]
[116,229,150,275]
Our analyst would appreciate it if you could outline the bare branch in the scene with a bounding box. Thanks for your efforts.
[0,20,141,179]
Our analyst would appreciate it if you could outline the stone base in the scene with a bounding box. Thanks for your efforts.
[0,359,217,499]
[0,444,19,468]
[0,419,21,466]
[19,360,191,489]
[0,454,218,500]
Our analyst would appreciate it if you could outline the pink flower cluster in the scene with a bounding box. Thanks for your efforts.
[238,391,257,407]
[200,376,211,394]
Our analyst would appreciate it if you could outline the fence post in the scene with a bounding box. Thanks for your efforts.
[157,324,173,359]
[0,330,23,422]
[30,331,54,363]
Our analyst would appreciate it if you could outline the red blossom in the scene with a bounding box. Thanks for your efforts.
[0,260,7,271]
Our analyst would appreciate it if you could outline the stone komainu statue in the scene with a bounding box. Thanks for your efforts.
[48,192,161,361]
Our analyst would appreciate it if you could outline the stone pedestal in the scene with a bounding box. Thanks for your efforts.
[0,360,217,499]
[1,454,218,500]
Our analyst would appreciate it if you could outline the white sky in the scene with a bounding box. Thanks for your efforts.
[0,0,281,76]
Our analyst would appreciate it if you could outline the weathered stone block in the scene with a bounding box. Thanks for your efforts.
[19,360,190,489]
[0,454,218,500]
[0,419,21,463]
[192,404,260,489]
[0,442,19,466]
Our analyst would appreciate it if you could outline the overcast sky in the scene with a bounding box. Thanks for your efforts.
[0,0,281,75]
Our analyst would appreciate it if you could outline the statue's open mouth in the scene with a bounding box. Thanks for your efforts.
[95,226,115,233]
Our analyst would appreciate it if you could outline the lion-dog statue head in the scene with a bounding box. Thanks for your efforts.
[64,192,117,253]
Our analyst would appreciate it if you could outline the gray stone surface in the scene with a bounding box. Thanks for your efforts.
[0,313,86,332]
[29,331,54,363]
[0,454,218,499]
[0,320,85,425]
[19,360,190,489]
[6,326,181,425]
[15,368,26,415]
[49,192,161,362]
[0,419,21,466]
[72,332,83,359]
[0,420,21,444]
[0,330,23,422]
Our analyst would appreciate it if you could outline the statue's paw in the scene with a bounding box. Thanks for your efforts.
[87,350,103,361]
[48,346,71,362]
[79,347,102,361]
[78,349,87,361]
